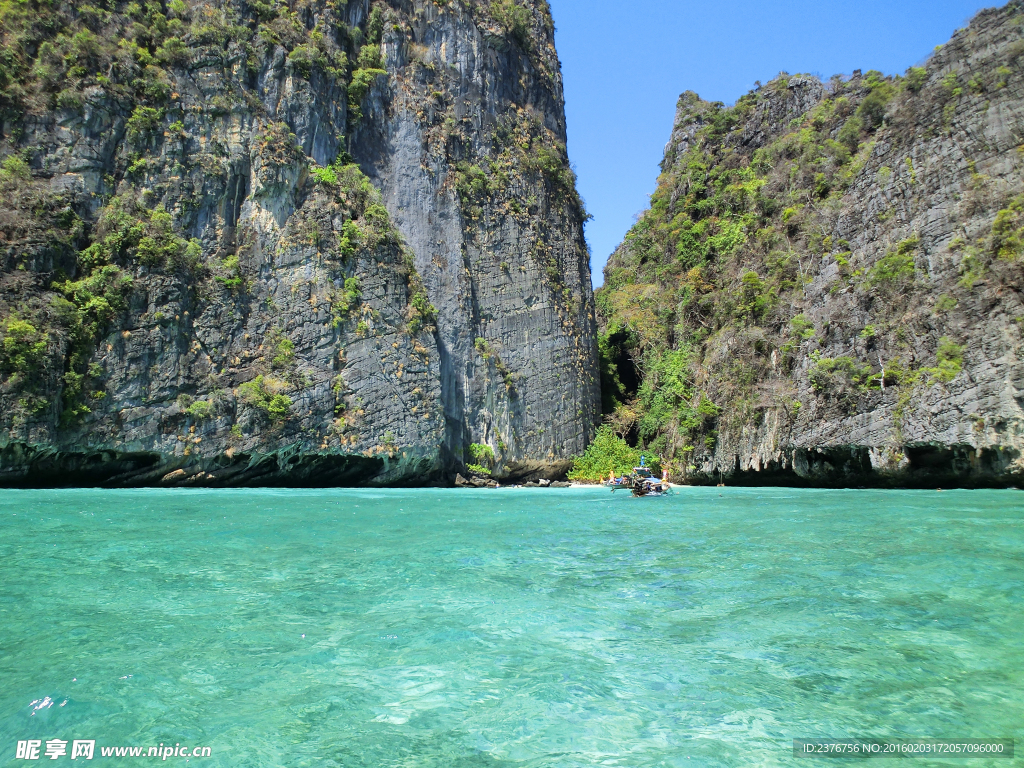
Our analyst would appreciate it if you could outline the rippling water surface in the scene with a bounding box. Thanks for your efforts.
[1,487,1022,766]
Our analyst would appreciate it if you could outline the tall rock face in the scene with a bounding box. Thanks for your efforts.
[599,2,1024,488]
[0,0,599,486]
[351,1,598,476]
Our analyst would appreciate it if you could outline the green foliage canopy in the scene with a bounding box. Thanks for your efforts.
[568,426,646,482]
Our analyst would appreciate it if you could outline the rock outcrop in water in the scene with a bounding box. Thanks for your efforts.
[598,2,1024,488]
[0,0,599,486]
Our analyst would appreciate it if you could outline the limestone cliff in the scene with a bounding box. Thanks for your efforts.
[599,3,1024,488]
[0,0,599,486]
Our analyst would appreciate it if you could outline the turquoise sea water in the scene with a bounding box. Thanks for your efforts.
[0,487,1021,767]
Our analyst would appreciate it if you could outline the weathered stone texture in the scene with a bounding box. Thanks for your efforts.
[605,3,1024,487]
[0,0,598,486]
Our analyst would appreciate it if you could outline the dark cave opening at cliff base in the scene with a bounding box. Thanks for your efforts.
[710,446,1021,489]
[0,444,407,488]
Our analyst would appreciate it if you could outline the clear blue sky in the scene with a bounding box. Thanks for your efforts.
[549,0,991,286]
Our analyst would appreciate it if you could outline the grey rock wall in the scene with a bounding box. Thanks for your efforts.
[0,0,599,486]
[603,2,1024,488]
[351,1,599,477]
[712,11,1024,487]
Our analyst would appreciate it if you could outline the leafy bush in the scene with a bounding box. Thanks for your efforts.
[957,246,985,288]
[53,265,134,343]
[490,0,531,49]
[356,43,383,70]
[78,197,198,272]
[403,251,436,335]
[269,331,295,369]
[926,337,964,384]
[837,115,863,152]
[0,155,31,189]
[990,194,1024,261]
[248,0,278,21]
[455,162,493,204]
[288,44,326,78]
[135,209,199,268]
[312,161,390,254]
[179,396,213,419]
[904,66,928,93]
[189,4,249,47]
[941,72,962,99]
[331,277,362,326]
[735,271,775,319]
[311,162,394,259]
[781,314,816,354]
[363,203,390,234]
[790,314,816,340]
[347,67,387,122]
[310,164,339,186]
[524,143,578,202]
[856,71,896,128]
[866,236,919,285]
[186,400,213,419]
[155,37,190,66]
[49,261,134,424]
[468,443,495,469]
[1,318,48,376]
[567,425,645,481]
[366,5,385,45]
[406,286,436,334]
[474,337,493,359]
[333,219,359,259]
[808,354,873,393]
[238,375,292,421]
[215,254,243,289]
[125,106,164,143]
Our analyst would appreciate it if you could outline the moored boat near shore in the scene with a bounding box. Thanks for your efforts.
[602,458,672,497]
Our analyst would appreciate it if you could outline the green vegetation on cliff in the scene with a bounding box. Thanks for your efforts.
[0,0,597,489]
[0,0,444,435]
[596,4,1024,483]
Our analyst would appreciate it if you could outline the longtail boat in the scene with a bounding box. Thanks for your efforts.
[602,457,671,497]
